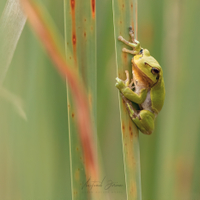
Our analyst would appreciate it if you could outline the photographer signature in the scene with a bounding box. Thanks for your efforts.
[82,176,123,190]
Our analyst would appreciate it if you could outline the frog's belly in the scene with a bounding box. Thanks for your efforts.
[141,91,153,112]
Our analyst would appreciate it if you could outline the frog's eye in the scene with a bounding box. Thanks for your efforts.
[151,68,160,74]
[151,67,160,80]
[139,49,143,54]
[151,68,160,79]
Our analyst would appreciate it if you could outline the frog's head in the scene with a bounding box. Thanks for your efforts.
[133,49,162,85]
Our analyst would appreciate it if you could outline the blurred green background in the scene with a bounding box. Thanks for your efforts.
[0,0,200,200]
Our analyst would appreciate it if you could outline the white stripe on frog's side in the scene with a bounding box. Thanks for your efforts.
[141,90,152,112]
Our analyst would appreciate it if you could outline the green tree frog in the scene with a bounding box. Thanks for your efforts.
[115,27,165,135]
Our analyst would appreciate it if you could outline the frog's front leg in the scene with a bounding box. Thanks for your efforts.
[121,94,155,135]
[115,77,147,104]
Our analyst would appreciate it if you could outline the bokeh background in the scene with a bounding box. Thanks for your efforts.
[0,0,200,200]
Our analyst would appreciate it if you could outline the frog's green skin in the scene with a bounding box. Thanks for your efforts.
[115,27,165,135]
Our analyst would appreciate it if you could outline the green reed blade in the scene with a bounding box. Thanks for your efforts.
[64,1,104,199]
[112,0,142,199]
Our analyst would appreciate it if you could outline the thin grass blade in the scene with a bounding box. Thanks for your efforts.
[0,0,26,83]
[112,0,142,199]
[0,0,27,118]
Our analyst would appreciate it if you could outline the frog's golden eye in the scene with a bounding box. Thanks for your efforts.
[151,67,160,75]
[151,68,160,80]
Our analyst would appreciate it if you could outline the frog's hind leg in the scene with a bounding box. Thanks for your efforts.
[121,93,155,135]
[118,36,140,50]
[133,110,155,135]
[120,92,138,116]
[118,30,141,55]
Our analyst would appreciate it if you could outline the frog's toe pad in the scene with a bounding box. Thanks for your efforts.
[115,77,125,90]
[118,36,123,41]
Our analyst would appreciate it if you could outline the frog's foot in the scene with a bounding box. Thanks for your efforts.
[115,77,126,91]
[116,71,135,91]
